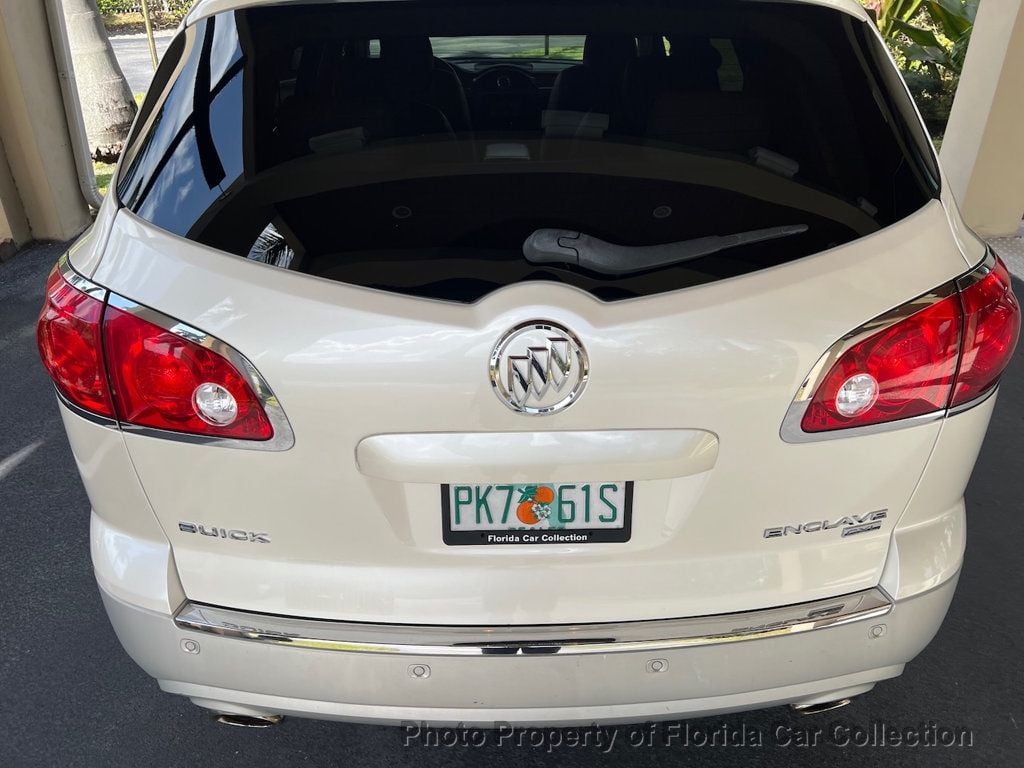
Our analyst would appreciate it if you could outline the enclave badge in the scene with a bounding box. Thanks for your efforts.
[490,320,589,414]
[763,510,888,539]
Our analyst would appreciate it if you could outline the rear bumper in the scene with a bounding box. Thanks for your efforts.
[173,589,894,655]
[99,573,958,726]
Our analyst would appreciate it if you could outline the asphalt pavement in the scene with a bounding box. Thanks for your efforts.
[110,31,174,95]
[1,241,1022,767]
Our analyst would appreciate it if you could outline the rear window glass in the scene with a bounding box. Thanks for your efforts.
[117,1,938,303]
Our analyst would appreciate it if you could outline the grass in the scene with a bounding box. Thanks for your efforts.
[93,94,145,197]
[507,46,584,60]
[94,161,117,196]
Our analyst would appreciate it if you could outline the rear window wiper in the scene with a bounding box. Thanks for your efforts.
[523,225,809,276]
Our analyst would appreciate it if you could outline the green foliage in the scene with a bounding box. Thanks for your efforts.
[863,0,976,139]
[876,0,927,37]
[894,18,958,72]
[902,68,956,136]
[902,1,977,75]
[871,0,976,75]
[97,0,194,17]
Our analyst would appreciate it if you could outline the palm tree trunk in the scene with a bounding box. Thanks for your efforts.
[62,0,138,162]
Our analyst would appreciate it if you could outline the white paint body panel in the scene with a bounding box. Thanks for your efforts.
[75,200,982,625]
[59,405,185,614]
[355,430,719,483]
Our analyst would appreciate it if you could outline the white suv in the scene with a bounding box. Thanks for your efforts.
[38,0,1019,726]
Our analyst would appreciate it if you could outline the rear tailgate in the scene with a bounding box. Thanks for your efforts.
[82,200,968,624]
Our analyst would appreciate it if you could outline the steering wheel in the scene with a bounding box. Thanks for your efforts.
[471,65,541,131]
[472,65,538,95]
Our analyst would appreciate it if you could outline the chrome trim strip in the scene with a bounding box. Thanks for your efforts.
[780,403,946,444]
[57,252,107,300]
[53,387,120,429]
[947,385,999,417]
[174,588,893,657]
[956,249,997,292]
[106,294,295,452]
[780,251,1001,443]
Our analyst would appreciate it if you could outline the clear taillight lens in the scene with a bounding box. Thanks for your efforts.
[798,255,1020,435]
[102,305,274,440]
[37,269,114,418]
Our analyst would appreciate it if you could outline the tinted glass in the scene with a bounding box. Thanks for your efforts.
[118,1,938,303]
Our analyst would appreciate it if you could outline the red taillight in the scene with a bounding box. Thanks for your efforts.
[37,269,114,417]
[103,305,274,440]
[798,255,1020,435]
[37,260,276,442]
[951,260,1021,407]
[801,295,962,432]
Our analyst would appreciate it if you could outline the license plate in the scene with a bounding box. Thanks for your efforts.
[442,482,633,545]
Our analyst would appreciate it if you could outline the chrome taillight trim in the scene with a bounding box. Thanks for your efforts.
[52,253,295,451]
[780,405,945,444]
[53,387,120,430]
[780,251,999,444]
[105,294,296,452]
[174,587,893,657]
[947,386,1000,417]
[57,252,107,300]
[956,249,998,292]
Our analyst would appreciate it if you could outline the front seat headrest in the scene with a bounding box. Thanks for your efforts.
[662,37,723,91]
[378,36,435,97]
[582,35,638,76]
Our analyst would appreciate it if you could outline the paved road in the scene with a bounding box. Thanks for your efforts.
[1,242,1022,767]
[110,31,174,95]
[991,224,1024,280]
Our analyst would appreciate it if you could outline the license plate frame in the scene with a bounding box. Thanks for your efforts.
[441,482,634,546]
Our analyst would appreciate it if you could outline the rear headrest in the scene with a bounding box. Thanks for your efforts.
[583,35,637,75]
[378,36,435,95]
[663,37,723,91]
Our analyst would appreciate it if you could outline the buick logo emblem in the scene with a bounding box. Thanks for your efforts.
[490,321,589,414]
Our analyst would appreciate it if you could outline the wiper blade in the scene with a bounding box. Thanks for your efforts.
[524,225,809,276]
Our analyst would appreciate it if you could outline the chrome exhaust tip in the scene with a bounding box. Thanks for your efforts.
[790,698,853,716]
[214,713,284,728]
[789,682,874,715]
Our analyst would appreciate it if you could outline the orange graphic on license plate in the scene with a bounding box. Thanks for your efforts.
[516,485,556,525]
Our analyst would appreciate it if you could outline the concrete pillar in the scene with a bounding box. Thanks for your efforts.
[0,0,91,248]
[0,136,31,261]
[941,0,1024,237]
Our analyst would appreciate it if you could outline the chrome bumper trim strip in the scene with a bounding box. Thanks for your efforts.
[174,588,893,657]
